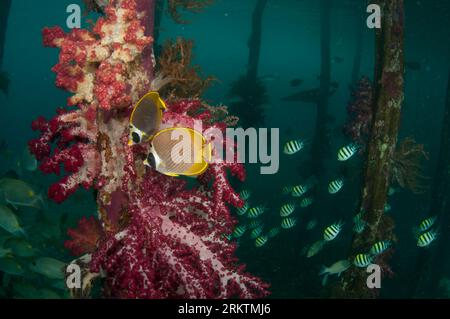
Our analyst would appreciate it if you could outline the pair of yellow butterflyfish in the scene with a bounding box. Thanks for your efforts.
[128,92,212,177]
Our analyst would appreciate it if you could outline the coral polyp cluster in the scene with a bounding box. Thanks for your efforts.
[90,158,264,298]
[29,107,100,203]
[29,0,269,299]
[65,216,104,256]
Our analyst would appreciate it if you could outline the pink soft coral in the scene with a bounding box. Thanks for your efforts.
[30,0,269,298]
[65,216,104,256]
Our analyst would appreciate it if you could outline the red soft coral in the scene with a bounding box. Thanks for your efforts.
[65,216,104,256]
[31,0,269,299]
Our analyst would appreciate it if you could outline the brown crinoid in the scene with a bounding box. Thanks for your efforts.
[391,137,429,193]
[157,38,215,99]
[168,0,214,24]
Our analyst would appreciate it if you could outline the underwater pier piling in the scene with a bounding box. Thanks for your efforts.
[351,5,365,87]
[153,0,166,56]
[95,0,157,232]
[0,0,11,95]
[333,0,405,298]
[229,0,268,128]
[410,68,450,297]
[247,0,268,82]
[310,0,332,178]
[0,0,11,67]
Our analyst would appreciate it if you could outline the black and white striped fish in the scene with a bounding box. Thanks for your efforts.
[283,139,305,155]
[280,203,296,217]
[417,230,438,247]
[232,225,246,238]
[240,189,251,200]
[236,203,249,216]
[281,217,297,229]
[291,183,312,197]
[353,253,373,268]
[300,197,314,208]
[369,240,392,255]
[353,219,366,234]
[328,178,344,194]
[255,235,269,247]
[268,227,280,238]
[247,205,266,218]
[250,226,264,239]
[353,210,365,223]
[282,185,293,195]
[248,220,263,229]
[323,221,344,241]
[418,216,437,232]
[337,143,360,161]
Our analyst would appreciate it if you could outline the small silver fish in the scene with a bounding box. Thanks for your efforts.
[307,240,326,258]
[319,260,351,286]
[4,238,36,257]
[0,247,12,258]
[29,257,66,280]
[0,257,24,276]
[0,178,45,209]
[300,197,313,208]
[0,204,26,236]
[17,147,38,173]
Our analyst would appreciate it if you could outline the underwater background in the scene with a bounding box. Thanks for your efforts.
[0,0,450,299]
